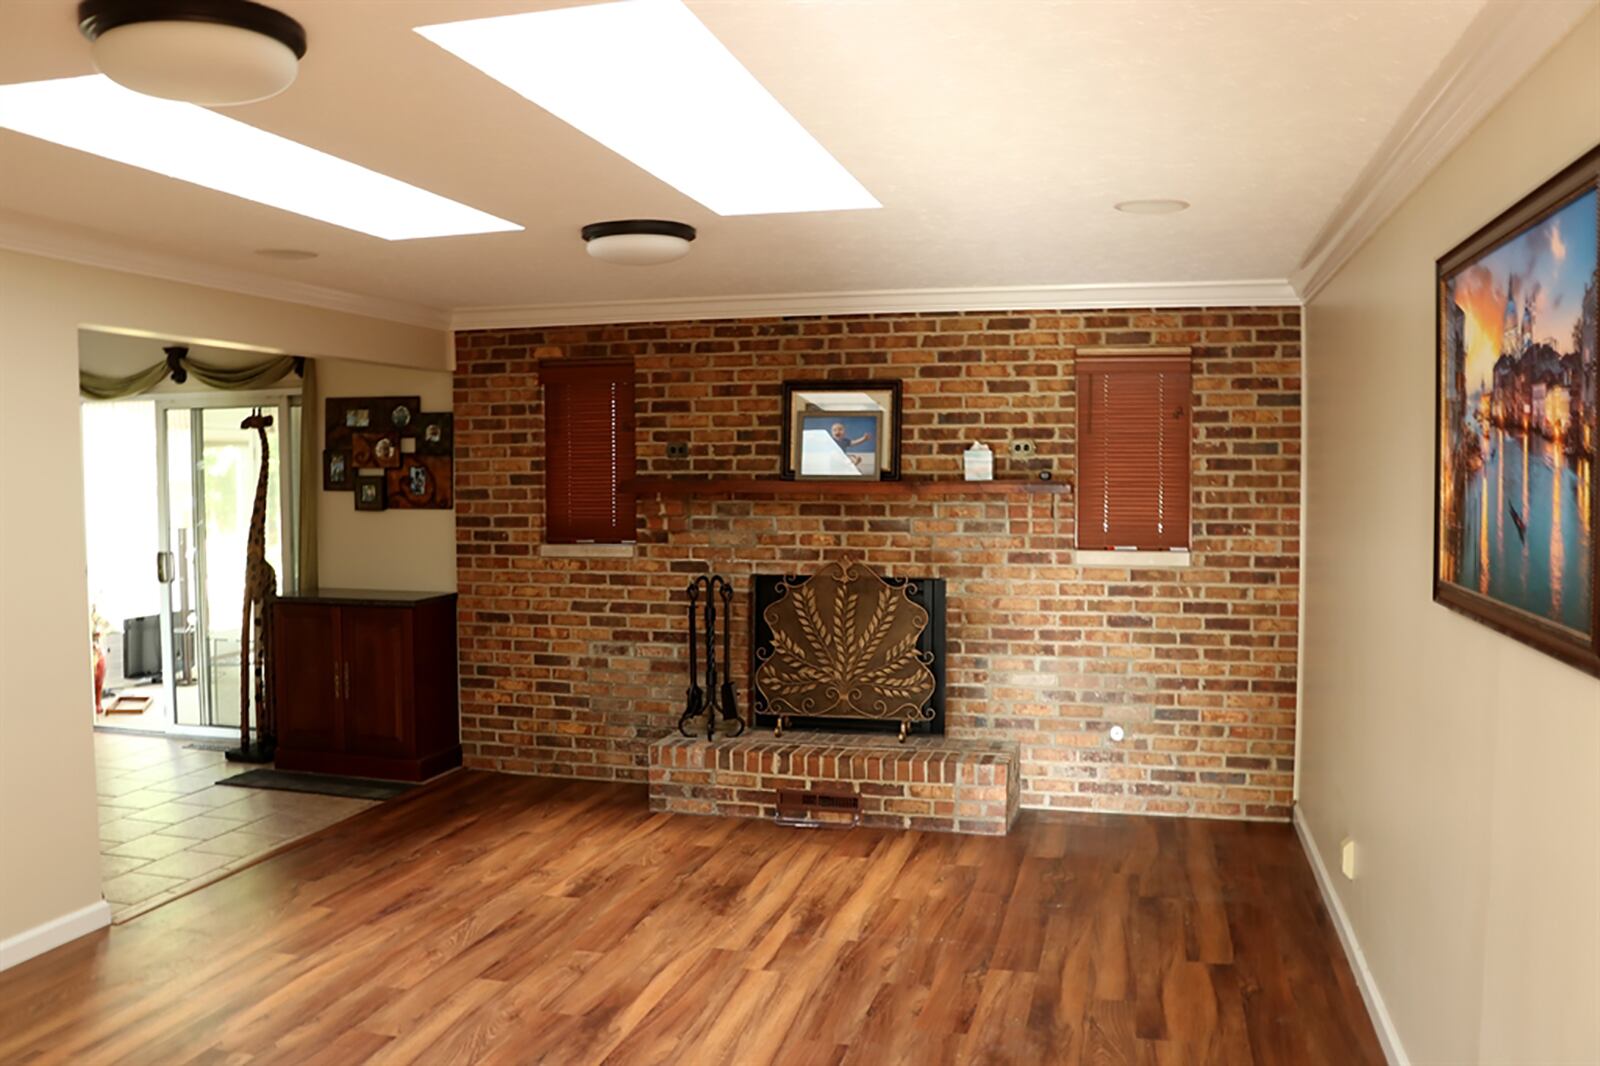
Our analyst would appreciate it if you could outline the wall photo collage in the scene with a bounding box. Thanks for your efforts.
[323,396,453,511]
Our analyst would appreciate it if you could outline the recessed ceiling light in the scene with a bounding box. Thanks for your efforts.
[0,76,522,240]
[1114,199,1191,215]
[582,220,695,266]
[254,247,318,260]
[415,0,880,217]
[78,0,307,106]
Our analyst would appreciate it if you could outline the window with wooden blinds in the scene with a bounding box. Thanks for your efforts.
[541,358,637,544]
[1075,349,1192,552]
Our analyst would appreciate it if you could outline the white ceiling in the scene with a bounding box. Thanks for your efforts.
[0,0,1585,323]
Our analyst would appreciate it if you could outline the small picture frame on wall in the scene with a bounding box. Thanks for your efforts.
[1434,144,1599,677]
[354,474,386,512]
[780,380,903,480]
[323,448,352,491]
[414,412,453,455]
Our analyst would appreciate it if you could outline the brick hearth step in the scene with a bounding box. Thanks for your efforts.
[647,733,1020,836]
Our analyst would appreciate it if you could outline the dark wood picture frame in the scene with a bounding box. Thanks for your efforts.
[354,474,386,512]
[323,448,352,491]
[1433,144,1600,677]
[414,412,453,456]
[780,379,903,481]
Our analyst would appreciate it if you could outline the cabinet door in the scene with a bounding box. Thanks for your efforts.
[341,606,412,758]
[272,603,341,751]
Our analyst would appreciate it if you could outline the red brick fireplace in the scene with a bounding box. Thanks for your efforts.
[453,306,1300,821]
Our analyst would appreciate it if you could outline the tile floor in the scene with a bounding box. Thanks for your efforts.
[94,731,378,920]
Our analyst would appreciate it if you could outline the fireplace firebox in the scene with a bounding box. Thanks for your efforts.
[751,560,946,738]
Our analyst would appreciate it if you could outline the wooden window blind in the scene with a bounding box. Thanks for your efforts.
[1075,349,1192,551]
[540,358,637,544]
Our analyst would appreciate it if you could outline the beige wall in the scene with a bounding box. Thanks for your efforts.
[1300,11,1600,1064]
[78,332,456,593]
[0,250,446,957]
[315,359,455,592]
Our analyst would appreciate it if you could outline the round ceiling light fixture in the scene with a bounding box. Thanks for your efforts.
[78,0,308,106]
[1114,199,1191,215]
[581,220,696,266]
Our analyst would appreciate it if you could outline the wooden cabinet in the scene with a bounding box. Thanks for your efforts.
[271,590,460,781]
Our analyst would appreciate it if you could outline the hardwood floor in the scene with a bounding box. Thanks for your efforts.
[0,772,1384,1065]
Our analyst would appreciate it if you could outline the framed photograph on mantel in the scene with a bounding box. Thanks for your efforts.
[781,380,903,481]
[1434,144,1599,676]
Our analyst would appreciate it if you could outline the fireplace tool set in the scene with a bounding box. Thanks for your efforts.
[678,574,746,740]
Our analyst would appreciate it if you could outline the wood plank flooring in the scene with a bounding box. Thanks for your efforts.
[0,772,1384,1065]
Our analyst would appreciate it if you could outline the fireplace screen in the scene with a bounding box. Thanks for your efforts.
[753,560,944,738]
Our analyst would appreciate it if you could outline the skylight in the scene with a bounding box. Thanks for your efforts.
[415,0,880,217]
[0,76,521,241]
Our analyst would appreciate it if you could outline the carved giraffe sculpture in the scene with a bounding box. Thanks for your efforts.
[230,409,278,761]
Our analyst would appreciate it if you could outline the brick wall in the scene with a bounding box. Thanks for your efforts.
[453,306,1301,820]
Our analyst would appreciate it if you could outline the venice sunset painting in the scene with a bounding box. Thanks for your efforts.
[1439,187,1597,637]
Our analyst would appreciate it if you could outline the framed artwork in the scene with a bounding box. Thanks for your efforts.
[351,431,401,469]
[326,396,445,511]
[354,474,386,512]
[780,380,902,480]
[414,412,453,455]
[386,456,452,509]
[1435,145,1599,676]
[323,448,351,491]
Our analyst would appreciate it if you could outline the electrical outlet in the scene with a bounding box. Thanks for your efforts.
[665,441,689,459]
[1010,439,1036,458]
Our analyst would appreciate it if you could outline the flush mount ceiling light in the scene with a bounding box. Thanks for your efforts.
[77,0,307,106]
[416,0,880,217]
[1114,199,1191,215]
[582,220,696,266]
[0,76,521,240]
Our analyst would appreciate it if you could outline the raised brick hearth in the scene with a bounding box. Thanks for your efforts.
[648,734,1021,835]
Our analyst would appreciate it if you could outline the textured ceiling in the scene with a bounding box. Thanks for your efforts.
[0,0,1495,314]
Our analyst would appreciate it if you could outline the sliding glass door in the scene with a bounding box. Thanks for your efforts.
[157,395,298,732]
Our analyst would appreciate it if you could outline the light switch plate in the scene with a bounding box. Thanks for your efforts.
[1340,837,1358,880]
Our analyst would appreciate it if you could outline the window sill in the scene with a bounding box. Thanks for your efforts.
[1075,549,1191,569]
[538,543,637,559]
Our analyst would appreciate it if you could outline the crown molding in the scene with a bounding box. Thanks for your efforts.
[0,212,451,331]
[451,278,1301,330]
[1292,0,1596,302]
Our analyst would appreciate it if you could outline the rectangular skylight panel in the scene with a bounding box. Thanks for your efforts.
[0,76,521,240]
[415,0,879,217]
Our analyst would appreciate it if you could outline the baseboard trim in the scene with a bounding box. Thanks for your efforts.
[1293,806,1408,1065]
[0,899,112,972]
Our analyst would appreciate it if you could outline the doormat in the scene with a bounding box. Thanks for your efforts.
[217,769,414,801]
